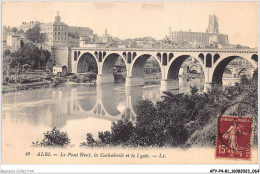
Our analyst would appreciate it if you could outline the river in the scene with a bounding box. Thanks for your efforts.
[3,76,258,164]
[2,76,208,146]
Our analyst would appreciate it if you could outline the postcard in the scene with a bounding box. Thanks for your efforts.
[1,1,258,170]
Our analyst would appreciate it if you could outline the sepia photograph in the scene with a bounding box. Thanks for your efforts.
[1,1,259,172]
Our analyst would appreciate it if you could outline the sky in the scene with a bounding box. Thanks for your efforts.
[2,1,258,47]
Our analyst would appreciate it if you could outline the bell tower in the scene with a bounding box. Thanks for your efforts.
[207,14,219,33]
[55,11,61,22]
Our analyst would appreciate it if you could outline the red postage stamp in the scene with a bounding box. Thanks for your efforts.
[216,115,253,160]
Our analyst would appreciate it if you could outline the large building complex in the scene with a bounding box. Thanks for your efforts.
[39,11,93,48]
[18,21,41,32]
[168,14,228,44]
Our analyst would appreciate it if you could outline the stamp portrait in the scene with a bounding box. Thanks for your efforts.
[216,115,253,160]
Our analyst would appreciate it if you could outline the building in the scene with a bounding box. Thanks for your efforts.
[40,11,93,47]
[6,34,21,51]
[53,65,63,74]
[101,28,112,43]
[18,21,41,32]
[40,11,69,47]
[68,26,93,38]
[168,14,228,45]
[207,14,219,33]
[53,65,68,76]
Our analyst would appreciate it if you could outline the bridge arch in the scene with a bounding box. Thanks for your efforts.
[198,53,204,63]
[213,53,220,64]
[166,55,205,80]
[206,53,212,67]
[130,53,162,77]
[78,93,97,112]
[77,52,98,73]
[211,55,258,84]
[251,54,258,62]
[74,51,78,61]
[102,53,127,75]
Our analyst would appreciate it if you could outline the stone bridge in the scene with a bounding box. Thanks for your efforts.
[67,48,258,90]
[225,64,256,78]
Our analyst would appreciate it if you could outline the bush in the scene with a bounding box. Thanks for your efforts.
[81,72,257,148]
[86,72,97,81]
[32,127,70,147]
[114,73,126,82]
[81,120,134,147]
[52,77,62,87]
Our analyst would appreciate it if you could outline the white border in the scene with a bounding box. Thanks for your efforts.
[0,0,259,173]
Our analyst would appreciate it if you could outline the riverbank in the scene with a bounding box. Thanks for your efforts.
[2,81,52,93]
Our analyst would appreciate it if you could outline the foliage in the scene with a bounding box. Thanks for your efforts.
[32,127,70,147]
[86,72,97,81]
[80,133,97,146]
[240,74,250,85]
[17,29,24,34]
[10,43,51,70]
[81,73,258,148]
[190,86,198,95]
[69,73,97,83]
[25,24,42,43]
[4,49,11,56]
[81,120,134,147]
[114,73,126,82]
[11,27,18,33]
[46,61,55,71]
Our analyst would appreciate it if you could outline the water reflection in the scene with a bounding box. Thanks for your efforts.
[179,75,205,93]
[2,76,221,131]
[2,84,161,129]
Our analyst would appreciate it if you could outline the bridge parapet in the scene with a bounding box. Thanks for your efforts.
[71,47,258,54]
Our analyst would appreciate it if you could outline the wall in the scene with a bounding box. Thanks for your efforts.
[51,46,71,71]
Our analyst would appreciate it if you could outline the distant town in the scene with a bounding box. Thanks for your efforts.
[3,12,252,53]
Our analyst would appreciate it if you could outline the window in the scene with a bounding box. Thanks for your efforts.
[55,32,56,35]
[65,32,66,35]
[58,37,60,40]
[65,38,66,41]
[58,32,60,35]
[61,37,63,40]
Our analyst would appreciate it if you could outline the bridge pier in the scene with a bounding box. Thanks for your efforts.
[125,77,144,87]
[160,79,179,91]
[96,74,114,84]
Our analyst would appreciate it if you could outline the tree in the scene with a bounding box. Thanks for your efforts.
[190,86,199,95]
[240,74,250,85]
[81,73,258,148]
[46,61,55,71]
[4,49,11,57]
[10,43,51,70]
[25,24,42,43]
[32,127,70,147]
[41,49,51,67]
[11,27,18,33]
[17,29,24,34]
